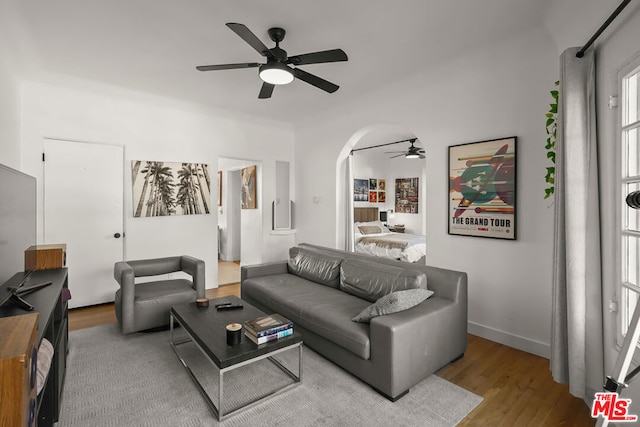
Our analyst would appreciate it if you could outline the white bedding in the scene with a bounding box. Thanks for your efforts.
[355,231,426,263]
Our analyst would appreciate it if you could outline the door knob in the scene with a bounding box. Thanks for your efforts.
[114,233,121,239]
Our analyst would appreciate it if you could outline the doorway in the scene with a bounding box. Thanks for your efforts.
[335,124,426,249]
[218,158,263,286]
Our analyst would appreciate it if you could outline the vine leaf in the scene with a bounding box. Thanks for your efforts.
[544,81,559,200]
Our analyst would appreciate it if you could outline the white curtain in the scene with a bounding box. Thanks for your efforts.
[551,47,603,402]
[345,152,355,252]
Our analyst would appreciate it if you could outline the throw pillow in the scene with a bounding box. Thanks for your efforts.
[352,288,434,323]
[287,247,343,288]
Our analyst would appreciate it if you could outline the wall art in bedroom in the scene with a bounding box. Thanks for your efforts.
[448,136,516,240]
[395,178,419,213]
[354,179,369,201]
[378,179,386,191]
[241,165,257,209]
[378,191,386,203]
[369,191,378,203]
[131,160,211,217]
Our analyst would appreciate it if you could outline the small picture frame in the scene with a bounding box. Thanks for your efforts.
[354,179,369,201]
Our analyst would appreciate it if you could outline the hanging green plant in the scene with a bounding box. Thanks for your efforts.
[544,81,559,199]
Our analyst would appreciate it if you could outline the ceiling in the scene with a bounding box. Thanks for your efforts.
[9,0,553,127]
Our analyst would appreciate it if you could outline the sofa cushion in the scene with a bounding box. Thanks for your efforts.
[243,274,372,359]
[287,248,343,288]
[339,259,427,302]
[352,289,434,322]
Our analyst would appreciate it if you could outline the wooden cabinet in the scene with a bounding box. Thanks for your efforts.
[0,313,39,427]
[0,268,69,427]
[24,244,67,271]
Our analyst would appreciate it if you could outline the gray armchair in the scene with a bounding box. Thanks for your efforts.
[114,256,205,334]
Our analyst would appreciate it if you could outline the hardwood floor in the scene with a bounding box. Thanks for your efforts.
[68,283,594,426]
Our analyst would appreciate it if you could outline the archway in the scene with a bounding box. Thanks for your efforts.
[334,123,426,249]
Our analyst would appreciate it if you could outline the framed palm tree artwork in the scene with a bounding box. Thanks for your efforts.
[131,160,212,217]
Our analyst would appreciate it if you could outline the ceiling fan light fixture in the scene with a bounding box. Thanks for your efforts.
[259,62,294,85]
[405,152,420,159]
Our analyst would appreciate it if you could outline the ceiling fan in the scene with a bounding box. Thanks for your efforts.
[385,139,425,159]
[196,23,348,99]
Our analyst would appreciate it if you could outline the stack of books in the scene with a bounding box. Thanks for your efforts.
[243,313,294,345]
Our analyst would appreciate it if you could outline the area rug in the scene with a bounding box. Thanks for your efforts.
[56,324,482,426]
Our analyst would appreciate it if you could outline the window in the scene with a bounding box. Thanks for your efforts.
[621,62,640,337]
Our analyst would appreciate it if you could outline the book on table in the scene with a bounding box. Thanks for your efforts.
[244,327,294,345]
[243,313,293,338]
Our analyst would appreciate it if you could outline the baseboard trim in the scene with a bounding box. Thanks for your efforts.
[468,321,550,359]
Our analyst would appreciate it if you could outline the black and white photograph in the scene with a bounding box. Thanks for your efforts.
[131,160,211,217]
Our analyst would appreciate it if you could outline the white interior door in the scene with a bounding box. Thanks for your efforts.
[44,139,124,308]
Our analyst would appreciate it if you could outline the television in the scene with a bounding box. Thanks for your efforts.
[0,163,39,309]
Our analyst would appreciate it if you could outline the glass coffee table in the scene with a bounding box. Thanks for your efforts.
[169,295,303,421]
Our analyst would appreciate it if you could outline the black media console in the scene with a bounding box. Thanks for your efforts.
[0,268,69,427]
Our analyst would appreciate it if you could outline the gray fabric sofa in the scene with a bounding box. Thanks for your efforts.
[241,243,467,400]
[114,256,205,334]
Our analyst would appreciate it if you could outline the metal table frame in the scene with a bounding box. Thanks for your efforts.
[169,312,303,421]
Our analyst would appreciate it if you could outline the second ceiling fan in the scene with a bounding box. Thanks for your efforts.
[197,23,348,99]
[386,139,426,159]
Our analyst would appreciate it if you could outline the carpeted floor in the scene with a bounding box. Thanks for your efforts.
[56,324,482,426]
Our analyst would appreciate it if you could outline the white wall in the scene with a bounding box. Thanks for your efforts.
[0,5,22,169]
[295,26,557,357]
[0,56,20,169]
[19,76,295,289]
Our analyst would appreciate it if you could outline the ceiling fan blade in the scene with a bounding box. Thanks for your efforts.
[226,23,274,58]
[389,154,404,159]
[293,68,339,93]
[196,63,261,72]
[258,82,275,99]
[419,155,426,159]
[384,151,406,154]
[287,49,348,66]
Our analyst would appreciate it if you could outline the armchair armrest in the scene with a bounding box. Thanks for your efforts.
[241,261,289,283]
[113,261,136,334]
[180,255,206,298]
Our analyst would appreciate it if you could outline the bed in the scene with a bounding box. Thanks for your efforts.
[354,207,426,263]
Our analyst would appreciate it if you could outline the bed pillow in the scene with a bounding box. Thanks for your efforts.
[339,258,427,302]
[358,225,383,235]
[287,247,343,288]
[356,221,390,235]
[352,289,434,322]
